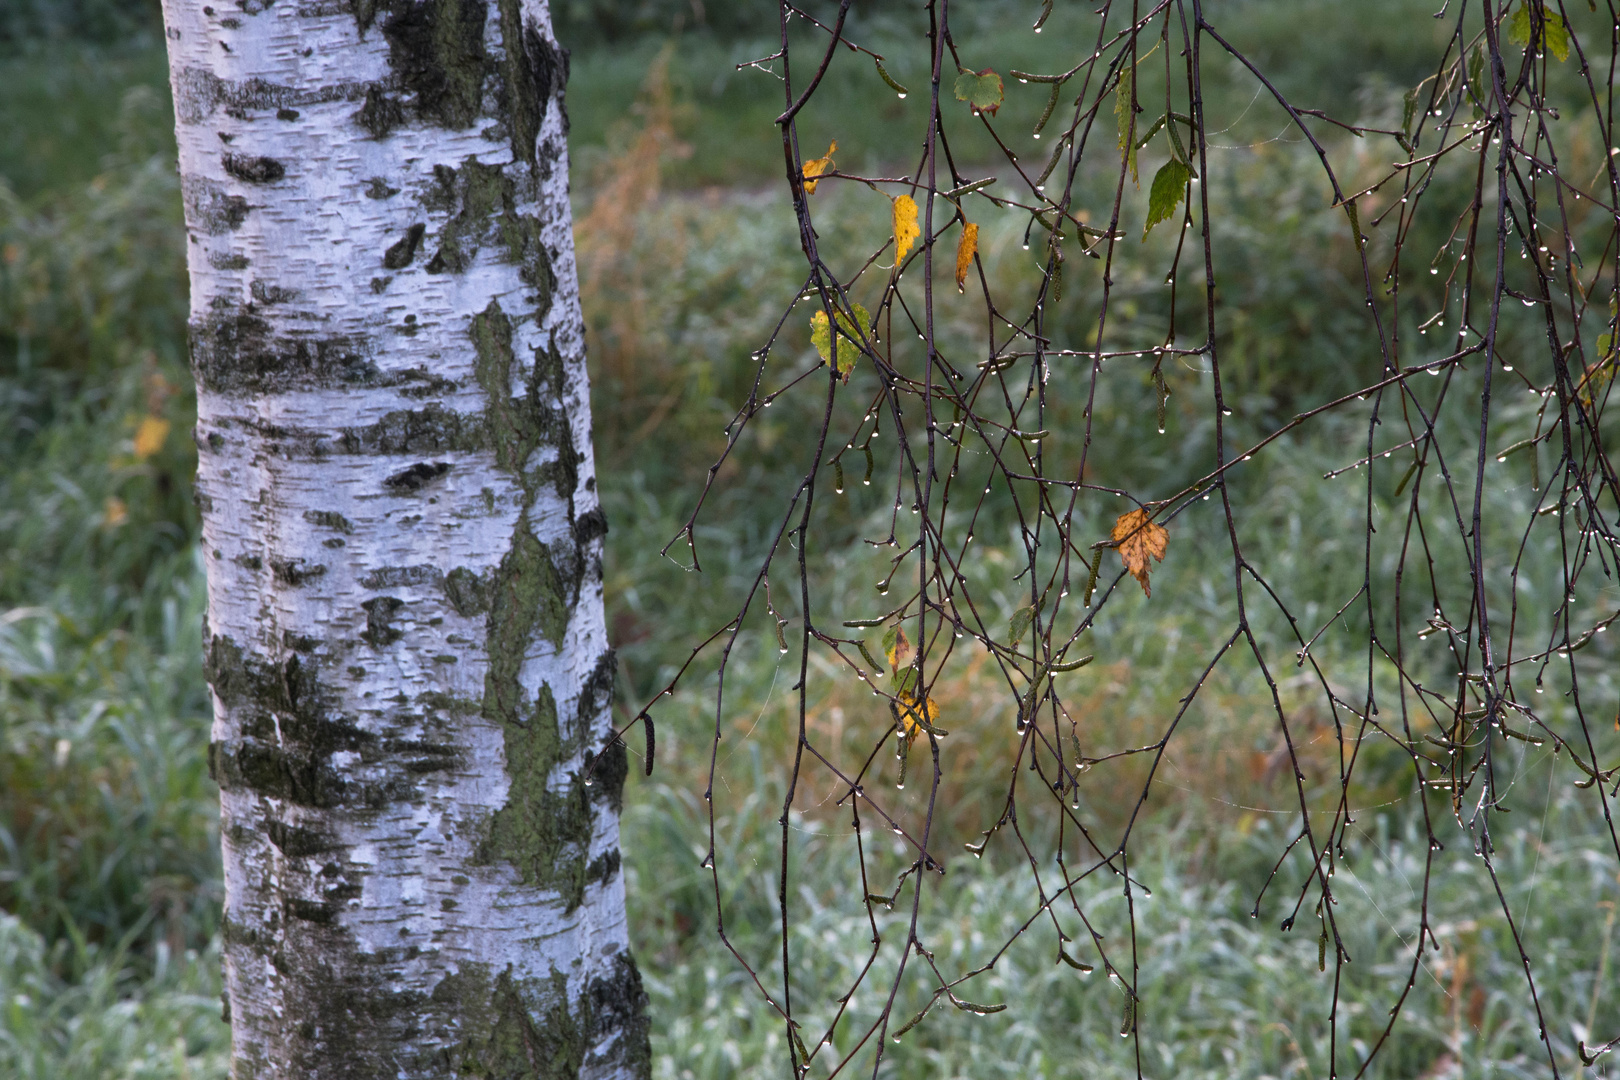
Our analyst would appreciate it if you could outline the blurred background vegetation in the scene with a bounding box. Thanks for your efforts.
[2,0,1617,1077]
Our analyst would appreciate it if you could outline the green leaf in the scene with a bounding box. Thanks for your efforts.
[1114,64,1138,186]
[1507,3,1569,60]
[894,668,918,696]
[1143,158,1191,239]
[1165,117,1194,173]
[953,68,1004,115]
[1545,10,1570,61]
[1008,603,1037,648]
[1507,4,1532,47]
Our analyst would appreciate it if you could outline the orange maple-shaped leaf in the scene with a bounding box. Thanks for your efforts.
[955,221,979,292]
[892,194,920,265]
[802,140,836,194]
[1110,508,1168,596]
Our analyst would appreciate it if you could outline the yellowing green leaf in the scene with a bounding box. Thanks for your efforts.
[895,690,941,740]
[133,414,171,460]
[893,195,920,265]
[802,140,836,195]
[1111,508,1169,597]
[1115,63,1138,186]
[883,625,912,671]
[810,302,872,380]
[1143,158,1191,239]
[955,222,979,292]
[953,68,1004,115]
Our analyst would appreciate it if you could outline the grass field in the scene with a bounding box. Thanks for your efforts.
[3,2,1619,1077]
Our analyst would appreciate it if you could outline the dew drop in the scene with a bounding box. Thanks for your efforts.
[700,852,714,869]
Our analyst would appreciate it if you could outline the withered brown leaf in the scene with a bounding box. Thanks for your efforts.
[1110,507,1168,596]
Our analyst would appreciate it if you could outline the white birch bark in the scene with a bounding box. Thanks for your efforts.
[159,0,649,1075]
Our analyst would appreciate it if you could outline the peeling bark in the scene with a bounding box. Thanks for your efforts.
[160,1,648,1075]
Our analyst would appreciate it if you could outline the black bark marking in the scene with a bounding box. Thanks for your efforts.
[494,0,568,164]
[171,66,371,125]
[222,152,287,184]
[381,222,426,269]
[364,176,400,199]
[342,403,486,455]
[270,557,327,588]
[585,847,619,887]
[360,597,406,647]
[380,0,490,131]
[359,565,443,589]
[303,509,354,534]
[442,566,491,617]
[249,280,299,304]
[282,629,321,652]
[591,738,628,815]
[190,307,383,395]
[419,158,554,307]
[382,461,451,492]
[182,176,250,234]
[355,85,406,138]
[588,954,653,1076]
[266,819,340,857]
[573,505,607,546]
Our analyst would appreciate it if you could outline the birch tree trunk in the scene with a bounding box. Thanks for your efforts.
[159,0,649,1075]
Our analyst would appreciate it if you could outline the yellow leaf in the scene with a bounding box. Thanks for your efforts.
[955,222,979,292]
[103,496,128,528]
[802,140,836,195]
[892,194,920,265]
[895,690,939,740]
[1110,508,1168,597]
[133,415,171,460]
